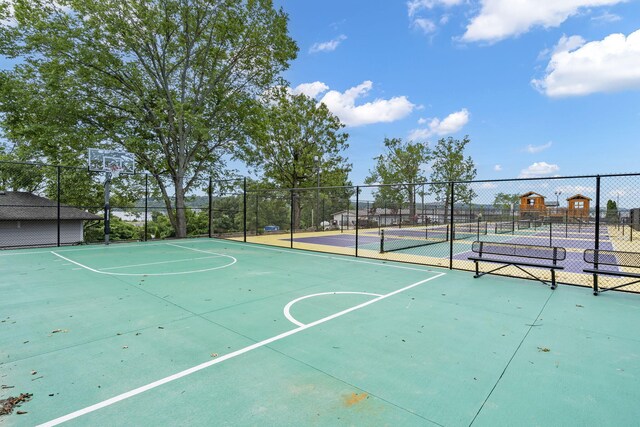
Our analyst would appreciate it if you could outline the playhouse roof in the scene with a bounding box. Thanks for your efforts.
[566,194,592,201]
[520,192,545,198]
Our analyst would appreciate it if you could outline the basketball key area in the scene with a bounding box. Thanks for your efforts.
[2,239,640,426]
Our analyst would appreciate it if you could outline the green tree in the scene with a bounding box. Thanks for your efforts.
[365,137,430,219]
[493,193,520,210]
[605,199,619,223]
[492,192,520,221]
[240,88,351,229]
[0,0,297,237]
[429,136,477,219]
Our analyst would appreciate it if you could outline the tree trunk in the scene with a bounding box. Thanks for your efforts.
[174,176,188,238]
[292,190,301,230]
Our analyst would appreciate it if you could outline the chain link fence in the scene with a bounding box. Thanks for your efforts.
[2,160,640,293]
[0,161,226,247]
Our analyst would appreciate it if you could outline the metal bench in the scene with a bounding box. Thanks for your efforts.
[583,249,640,295]
[469,241,566,289]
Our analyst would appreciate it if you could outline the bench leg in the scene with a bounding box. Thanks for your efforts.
[593,273,599,296]
[551,269,557,290]
[474,261,479,278]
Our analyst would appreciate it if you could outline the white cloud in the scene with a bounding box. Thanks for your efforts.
[318,81,415,127]
[472,182,498,190]
[407,0,464,17]
[555,185,596,194]
[461,0,625,43]
[291,82,329,98]
[518,162,560,178]
[591,11,621,23]
[526,141,553,153]
[532,30,640,97]
[309,35,347,53]
[407,0,462,36]
[494,164,502,171]
[408,108,469,140]
[412,18,437,34]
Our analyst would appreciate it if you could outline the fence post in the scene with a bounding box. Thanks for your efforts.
[57,166,61,247]
[255,192,259,236]
[290,189,294,249]
[594,175,601,294]
[208,176,213,238]
[449,181,454,270]
[243,177,247,242]
[355,186,360,257]
[144,174,148,242]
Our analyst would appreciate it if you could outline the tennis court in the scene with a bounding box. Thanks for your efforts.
[2,238,640,426]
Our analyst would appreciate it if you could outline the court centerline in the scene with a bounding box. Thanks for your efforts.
[99,255,226,271]
[50,247,236,276]
[283,291,384,327]
[37,271,445,427]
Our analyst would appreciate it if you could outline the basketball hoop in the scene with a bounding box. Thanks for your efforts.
[109,164,122,179]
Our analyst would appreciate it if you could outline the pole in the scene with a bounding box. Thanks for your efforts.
[255,193,259,235]
[57,166,61,247]
[208,176,213,238]
[144,174,148,242]
[315,155,320,231]
[104,172,112,245]
[449,181,454,270]
[290,189,294,249]
[355,186,360,257]
[243,178,247,242]
[594,175,601,294]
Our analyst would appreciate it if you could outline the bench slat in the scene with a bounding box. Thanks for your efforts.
[472,241,566,261]
[583,268,640,279]
[584,249,640,269]
[469,257,564,270]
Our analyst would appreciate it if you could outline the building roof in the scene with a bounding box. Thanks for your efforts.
[520,192,545,198]
[0,191,102,221]
[567,194,592,201]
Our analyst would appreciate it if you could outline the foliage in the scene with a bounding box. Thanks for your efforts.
[365,137,430,216]
[0,0,298,237]
[493,193,521,210]
[428,136,477,214]
[240,88,351,228]
[605,199,619,223]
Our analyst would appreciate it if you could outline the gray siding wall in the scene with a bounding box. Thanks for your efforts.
[0,220,84,247]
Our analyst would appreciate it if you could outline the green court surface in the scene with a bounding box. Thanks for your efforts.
[1,239,640,426]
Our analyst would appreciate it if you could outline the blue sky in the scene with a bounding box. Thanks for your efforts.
[275,0,640,185]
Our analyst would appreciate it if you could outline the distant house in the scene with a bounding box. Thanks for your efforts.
[0,191,101,248]
[519,191,592,221]
[567,194,591,219]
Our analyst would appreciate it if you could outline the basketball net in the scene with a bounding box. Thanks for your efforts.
[109,164,122,179]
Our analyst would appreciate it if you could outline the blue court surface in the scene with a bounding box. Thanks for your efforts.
[1,238,640,426]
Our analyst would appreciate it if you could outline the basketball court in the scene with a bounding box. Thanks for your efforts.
[2,238,640,426]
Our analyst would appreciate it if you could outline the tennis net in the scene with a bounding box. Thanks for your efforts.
[495,221,514,234]
[380,225,449,253]
[452,222,488,240]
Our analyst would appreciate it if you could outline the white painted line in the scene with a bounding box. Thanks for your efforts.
[50,250,236,276]
[197,239,446,273]
[0,241,172,256]
[37,271,445,427]
[327,256,442,273]
[99,255,225,271]
[165,242,230,255]
[283,291,383,327]
[3,236,445,275]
